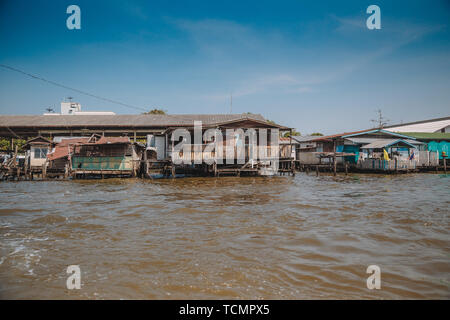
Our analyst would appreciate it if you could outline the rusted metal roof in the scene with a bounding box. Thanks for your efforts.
[47,136,131,160]
[311,129,371,142]
[85,136,130,145]
[47,138,88,161]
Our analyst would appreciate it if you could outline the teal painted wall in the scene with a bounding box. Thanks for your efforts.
[337,145,360,164]
[72,156,130,170]
[427,141,450,159]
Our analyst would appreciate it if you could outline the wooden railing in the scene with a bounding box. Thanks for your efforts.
[356,159,416,171]
[170,145,279,163]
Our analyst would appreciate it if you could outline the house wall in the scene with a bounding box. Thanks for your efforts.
[299,142,317,149]
[48,157,68,170]
[30,145,49,167]
[155,136,166,160]
[166,126,281,164]
[72,156,133,171]
[427,141,450,159]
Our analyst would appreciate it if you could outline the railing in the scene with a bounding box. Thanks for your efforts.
[356,159,416,171]
[297,152,342,164]
[416,151,439,167]
[170,145,279,164]
[298,151,440,168]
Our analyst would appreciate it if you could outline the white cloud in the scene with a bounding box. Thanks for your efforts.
[172,16,443,104]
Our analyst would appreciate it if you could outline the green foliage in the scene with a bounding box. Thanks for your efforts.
[0,139,9,151]
[143,108,167,115]
[15,139,27,150]
[283,130,301,137]
[310,132,324,136]
[0,138,27,151]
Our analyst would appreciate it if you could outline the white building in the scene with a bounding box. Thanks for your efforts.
[385,116,450,133]
[44,101,116,115]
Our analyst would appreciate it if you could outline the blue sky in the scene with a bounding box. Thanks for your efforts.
[0,0,449,134]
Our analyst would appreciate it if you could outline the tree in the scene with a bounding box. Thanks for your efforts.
[15,139,27,150]
[310,132,324,136]
[0,138,27,151]
[283,130,301,138]
[143,108,167,115]
[0,139,9,151]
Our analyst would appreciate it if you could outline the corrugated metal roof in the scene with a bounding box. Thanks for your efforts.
[47,138,89,161]
[87,136,130,145]
[291,135,318,142]
[0,113,272,128]
[385,116,450,130]
[346,137,424,145]
[311,129,371,141]
[24,136,52,146]
[47,136,132,160]
[360,139,417,149]
[385,117,450,133]
[313,129,418,142]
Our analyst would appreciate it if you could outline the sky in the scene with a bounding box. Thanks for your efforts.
[0,0,449,134]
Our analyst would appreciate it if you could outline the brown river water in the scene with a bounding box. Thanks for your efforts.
[0,173,449,299]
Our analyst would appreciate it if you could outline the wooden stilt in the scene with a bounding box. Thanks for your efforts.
[333,140,337,177]
[42,163,47,180]
[24,153,29,180]
[291,160,295,176]
[444,157,447,174]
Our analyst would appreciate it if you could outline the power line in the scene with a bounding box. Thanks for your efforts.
[0,63,148,112]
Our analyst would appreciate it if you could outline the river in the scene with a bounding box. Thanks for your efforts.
[0,173,449,299]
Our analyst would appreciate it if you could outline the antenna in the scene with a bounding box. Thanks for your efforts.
[45,107,55,113]
[370,109,389,129]
[67,96,73,102]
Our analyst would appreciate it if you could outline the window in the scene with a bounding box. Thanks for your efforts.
[34,147,48,159]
